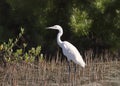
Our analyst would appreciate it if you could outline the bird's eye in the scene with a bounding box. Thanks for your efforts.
[55,26,57,28]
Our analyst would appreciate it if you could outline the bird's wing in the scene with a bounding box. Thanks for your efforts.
[61,41,85,67]
[61,41,80,60]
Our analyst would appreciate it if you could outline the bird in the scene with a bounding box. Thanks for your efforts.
[46,25,85,80]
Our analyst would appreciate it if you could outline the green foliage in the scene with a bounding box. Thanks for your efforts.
[114,9,120,29]
[0,28,43,62]
[26,46,42,62]
[69,8,92,36]
[93,0,112,13]
[0,0,120,57]
[2,28,24,55]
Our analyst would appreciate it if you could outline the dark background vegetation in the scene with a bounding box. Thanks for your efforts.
[0,0,120,59]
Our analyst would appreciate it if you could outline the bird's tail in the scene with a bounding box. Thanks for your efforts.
[76,57,86,68]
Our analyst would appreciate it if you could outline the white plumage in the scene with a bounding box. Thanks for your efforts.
[47,25,85,68]
[61,41,85,67]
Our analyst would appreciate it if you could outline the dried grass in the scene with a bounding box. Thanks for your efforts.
[0,53,120,86]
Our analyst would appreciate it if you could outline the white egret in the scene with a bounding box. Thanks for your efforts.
[47,25,85,66]
[46,25,85,80]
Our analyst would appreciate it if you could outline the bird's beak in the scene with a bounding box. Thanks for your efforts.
[46,26,54,29]
[46,27,50,29]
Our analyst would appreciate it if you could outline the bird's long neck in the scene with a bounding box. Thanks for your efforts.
[57,30,63,47]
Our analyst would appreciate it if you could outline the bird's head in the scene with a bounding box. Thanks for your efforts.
[46,25,62,31]
[46,25,63,36]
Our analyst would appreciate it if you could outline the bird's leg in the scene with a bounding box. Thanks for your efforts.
[67,61,71,82]
[74,63,77,85]
[74,63,76,73]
